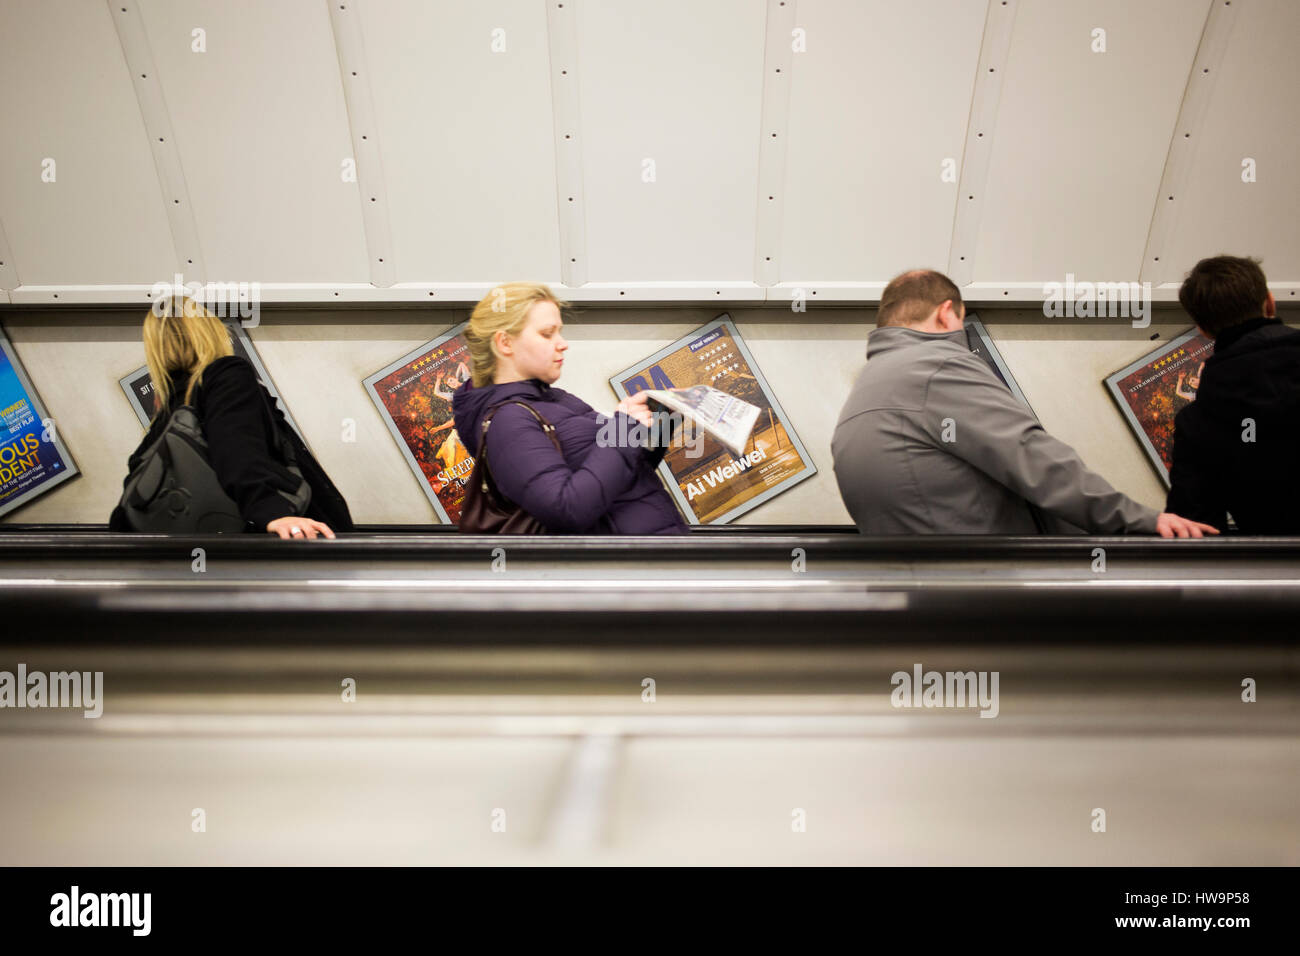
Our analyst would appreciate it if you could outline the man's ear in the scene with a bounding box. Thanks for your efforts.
[941,299,963,330]
[1263,292,1276,319]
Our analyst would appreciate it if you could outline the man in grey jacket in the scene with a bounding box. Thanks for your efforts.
[831,270,1218,538]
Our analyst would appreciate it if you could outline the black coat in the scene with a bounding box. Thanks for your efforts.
[109,356,353,532]
[1166,318,1300,534]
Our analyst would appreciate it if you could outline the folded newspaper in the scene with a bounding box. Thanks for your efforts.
[641,385,760,458]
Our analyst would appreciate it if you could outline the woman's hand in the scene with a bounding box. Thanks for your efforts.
[266,516,335,540]
[615,391,655,428]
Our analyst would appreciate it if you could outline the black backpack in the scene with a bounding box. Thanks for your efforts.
[118,388,310,533]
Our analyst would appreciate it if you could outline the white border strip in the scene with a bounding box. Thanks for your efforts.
[75,711,1281,739]
[5,281,1296,307]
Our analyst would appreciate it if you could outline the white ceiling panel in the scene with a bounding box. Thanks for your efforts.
[0,0,177,286]
[1153,0,1300,289]
[973,0,1210,283]
[576,0,766,282]
[357,0,561,284]
[780,0,987,282]
[135,0,369,284]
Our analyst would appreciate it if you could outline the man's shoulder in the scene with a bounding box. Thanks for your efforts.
[925,344,1011,394]
[861,336,973,378]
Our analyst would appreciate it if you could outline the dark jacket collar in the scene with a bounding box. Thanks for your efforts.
[451,377,554,456]
[1212,316,1277,354]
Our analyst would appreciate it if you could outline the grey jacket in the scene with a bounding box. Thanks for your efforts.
[831,325,1159,534]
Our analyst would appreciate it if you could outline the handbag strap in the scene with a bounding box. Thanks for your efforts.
[477,401,562,480]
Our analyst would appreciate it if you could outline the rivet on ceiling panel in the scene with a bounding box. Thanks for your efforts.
[107,0,207,284]
[754,0,796,291]
[546,0,588,288]
[1140,0,1238,285]
[947,0,1019,288]
[328,0,396,289]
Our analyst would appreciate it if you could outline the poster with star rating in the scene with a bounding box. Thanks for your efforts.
[1104,327,1215,487]
[364,323,474,523]
[610,314,816,524]
[0,324,79,517]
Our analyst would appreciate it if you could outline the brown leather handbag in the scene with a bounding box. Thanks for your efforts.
[457,401,563,534]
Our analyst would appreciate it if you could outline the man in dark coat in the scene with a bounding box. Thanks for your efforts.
[1167,255,1300,533]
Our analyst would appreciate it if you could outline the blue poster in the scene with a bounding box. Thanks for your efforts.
[0,329,78,516]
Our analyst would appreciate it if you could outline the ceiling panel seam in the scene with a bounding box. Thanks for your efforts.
[0,214,18,292]
[327,0,396,288]
[108,0,207,284]
[545,0,588,288]
[1138,0,1237,285]
[753,0,796,293]
[947,0,1018,289]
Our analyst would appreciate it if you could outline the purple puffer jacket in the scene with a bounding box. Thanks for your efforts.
[452,377,689,534]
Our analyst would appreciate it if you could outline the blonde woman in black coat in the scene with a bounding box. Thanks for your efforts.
[109,297,352,538]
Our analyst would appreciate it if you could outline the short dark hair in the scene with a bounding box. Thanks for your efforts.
[1178,255,1269,337]
[877,270,963,328]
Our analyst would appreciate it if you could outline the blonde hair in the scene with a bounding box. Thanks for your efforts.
[142,297,235,419]
[464,282,567,387]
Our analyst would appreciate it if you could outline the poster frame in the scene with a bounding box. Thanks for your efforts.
[1103,326,1211,488]
[963,313,1035,415]
[0,325,80,516]
[362,322,471,525]
[609,313,817,525]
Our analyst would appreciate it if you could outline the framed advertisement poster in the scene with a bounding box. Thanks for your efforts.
[610,314,816,524]
[964,314,1035,416]
[0,326,79,517]
[363,324,474,524]
[118,322,305,445]
[1104,328,1214,487]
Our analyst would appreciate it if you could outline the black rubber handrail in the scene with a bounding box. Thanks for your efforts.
[1,531,1299,562]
